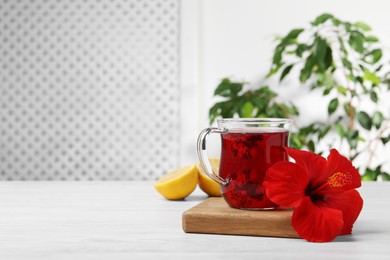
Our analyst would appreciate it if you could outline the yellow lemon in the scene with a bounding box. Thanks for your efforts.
[154,165,198,200]
[196,158,222,197]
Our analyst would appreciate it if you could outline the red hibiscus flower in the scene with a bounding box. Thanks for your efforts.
[264,147,363,242]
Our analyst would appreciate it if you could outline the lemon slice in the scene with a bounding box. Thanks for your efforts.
[154,165,198,200]
[196,158,222,197]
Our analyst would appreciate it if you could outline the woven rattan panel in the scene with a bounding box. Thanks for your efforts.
[0,0,180,180]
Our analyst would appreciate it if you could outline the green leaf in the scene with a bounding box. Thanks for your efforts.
[317,72,325,84]
[375,64,383,72]
[361,168,378,181]
[370,91,378,102]
[312,13,334,25]
[269,104,286,118]
[357,111,372,130]
[344,22,352,31]
[346,129,359,149]
[284,29,304,42]
[209,99,239,124]
[288,104,300,116]
[381,172,390,181]
[278,103,297,117]
[349,31,364,53]
[214,78,244,97]
[335,123,345,138]
[250,96,268,112]
[298,124,316,136]
[289,133,303,149]
[323,86,332,96]
[354,22,372,31]
[364,49,382,64]
[318,126,331,140]
[315,37,328,72]
[371,49,382,64]
[372,49,383,63]
[348,74,355,82]
[359,64,368,73]
[332,17,341,26]
[337,85,347,96]
[299,54,315,83]
[365,35,379,42]
[308,140,315,152]
[328,98,339,115]
[272,46,283,66]
[385,76,390,90]
[338,37,348,55]
[280,64,293,81]
[342,58,353,70]
[275,29,304,56]
[296,44,310,57]
[240,101,253,118]
[324,46,333,69]
[372,111,384,129]
[267,63,284,78]
[381,134,390,145]
[318,72,334,90]
[255,86,277,98]
[220,100,236,118]
[355,76,364,84]
[363,70,380,85]
[344,103,356,117]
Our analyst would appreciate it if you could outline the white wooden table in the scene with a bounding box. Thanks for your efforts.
[0,181,389,259]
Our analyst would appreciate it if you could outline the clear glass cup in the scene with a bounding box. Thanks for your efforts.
[197,118,293,210]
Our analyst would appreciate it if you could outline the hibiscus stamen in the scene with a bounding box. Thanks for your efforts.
[327,171,352,188]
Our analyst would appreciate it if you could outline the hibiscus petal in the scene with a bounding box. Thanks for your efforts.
[324,190,364,235]
[285,147,328,190]
[264,161,309,208]
[292,197,344,242]
[324,149,361,193]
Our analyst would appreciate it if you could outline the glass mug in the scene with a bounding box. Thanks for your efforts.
[197,118,292,210]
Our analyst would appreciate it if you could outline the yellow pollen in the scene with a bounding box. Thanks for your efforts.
[327,172,352,188]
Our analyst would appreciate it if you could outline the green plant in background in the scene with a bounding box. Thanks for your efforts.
[209,13,390,181]
[209,78,299,124]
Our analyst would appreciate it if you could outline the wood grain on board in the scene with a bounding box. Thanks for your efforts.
[182,197,299,238]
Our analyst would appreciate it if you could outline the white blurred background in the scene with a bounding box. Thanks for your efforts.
[1,0,390,179]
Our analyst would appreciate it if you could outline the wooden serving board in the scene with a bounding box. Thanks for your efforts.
[182,197,299,238]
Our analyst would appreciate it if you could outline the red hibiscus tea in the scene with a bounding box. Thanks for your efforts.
[219,129,289,209]
[197,118,292,210]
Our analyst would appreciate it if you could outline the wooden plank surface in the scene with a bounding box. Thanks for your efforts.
[182,197,299,238]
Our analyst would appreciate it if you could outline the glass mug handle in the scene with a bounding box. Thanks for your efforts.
[197,127,230,186]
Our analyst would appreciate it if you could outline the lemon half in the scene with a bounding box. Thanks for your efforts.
[196,158,222,197]
[154,165,198,200]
